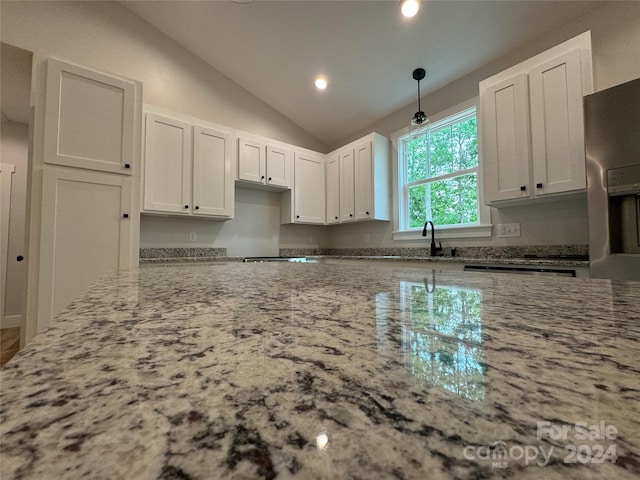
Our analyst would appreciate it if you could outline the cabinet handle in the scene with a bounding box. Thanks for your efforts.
[17,255,24,262]
[195,206,200,210]
[520,185,527,191]
[296,215,300,219]
[184,205,189,209]
[261,176,265,180]
[335,216,338,220]
[268,177,272,181]
[123,213,129,218]
[124,163,131,169]
[349,213,353,217]
[536,183,543,189]
[365,211,369,215]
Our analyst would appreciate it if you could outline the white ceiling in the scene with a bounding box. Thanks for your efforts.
[2,1,605,144]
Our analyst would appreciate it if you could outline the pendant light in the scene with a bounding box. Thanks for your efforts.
[411,68,427,126]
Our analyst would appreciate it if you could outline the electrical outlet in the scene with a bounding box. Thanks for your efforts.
[364,234,370,243]
[189,232,197,242]
[497,223,521,238]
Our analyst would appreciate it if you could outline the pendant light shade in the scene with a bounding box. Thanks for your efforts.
[411,68,427,126]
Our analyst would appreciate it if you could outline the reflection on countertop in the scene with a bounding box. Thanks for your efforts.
[1,261,638,479]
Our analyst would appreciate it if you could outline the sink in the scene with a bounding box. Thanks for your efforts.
[242,257,308,263]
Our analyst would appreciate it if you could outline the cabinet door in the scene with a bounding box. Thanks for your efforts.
[238,137,266,183]
[43,59,138,175]
[39,167,132,327]
[293,152,325,224]
[481,73,531,203]
[354,141,373,220]
[326,154,340,224]
[143,113,192,214]
[529,49,585,195]
[266,145,291,188]
[193,126,233,218]
[339,149,355,222]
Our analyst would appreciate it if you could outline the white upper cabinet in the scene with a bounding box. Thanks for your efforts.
[237,136,292,189]
[143,110,234,219]
[339,148,355,222]
[281,151,325,224]
[44,59,140,175]
[266,145,291,188]
[237,137,266,184]
[529,49,586,196]
[326,154,340,224]
[479,32,593,206]
[326,133,391,223]
[481,73,531,202]
[193,126,234,217]
[143,113,192,214]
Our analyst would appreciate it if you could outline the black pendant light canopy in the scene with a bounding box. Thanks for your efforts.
[411,68,427,126]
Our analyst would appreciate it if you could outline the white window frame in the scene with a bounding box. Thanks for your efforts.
[391,98,491,241]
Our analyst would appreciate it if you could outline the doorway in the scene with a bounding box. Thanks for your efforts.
[1,42,33,364]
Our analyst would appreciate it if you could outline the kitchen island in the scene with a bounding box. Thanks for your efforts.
[1,261,638,479]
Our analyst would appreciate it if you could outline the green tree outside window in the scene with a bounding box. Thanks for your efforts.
[403,110,479,229]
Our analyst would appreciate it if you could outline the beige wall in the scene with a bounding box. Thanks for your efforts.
[1,120,29,321]
[327,1,640,249]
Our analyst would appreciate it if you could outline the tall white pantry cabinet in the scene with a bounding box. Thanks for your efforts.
[480,32,593,206]
[32,58,142,336]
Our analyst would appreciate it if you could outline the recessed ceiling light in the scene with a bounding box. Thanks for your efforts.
[401,0,420,18]
[315,77,328,90]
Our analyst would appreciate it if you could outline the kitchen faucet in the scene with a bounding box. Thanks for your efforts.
[422,221,443,257]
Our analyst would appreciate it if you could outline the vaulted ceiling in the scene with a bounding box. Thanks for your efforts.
[122,1,605,146]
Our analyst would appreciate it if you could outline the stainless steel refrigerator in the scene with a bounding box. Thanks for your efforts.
[584,77,640,280]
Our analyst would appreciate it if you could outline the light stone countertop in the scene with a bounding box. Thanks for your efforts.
[140,255,590,268]
[1,261,638,479]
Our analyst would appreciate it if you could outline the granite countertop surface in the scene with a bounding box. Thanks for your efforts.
[1,261,638,479]
[140,255,589,268]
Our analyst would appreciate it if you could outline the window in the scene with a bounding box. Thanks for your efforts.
[394,101,490,239]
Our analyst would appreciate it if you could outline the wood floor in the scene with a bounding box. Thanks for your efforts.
[0,327,21,367]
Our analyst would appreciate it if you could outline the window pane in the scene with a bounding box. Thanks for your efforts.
[400,107,479,231]
[405,134,427,182]
[408,184,426,228]
[430,173,478,225]
[428,125,452,177]
[452,117,478,170]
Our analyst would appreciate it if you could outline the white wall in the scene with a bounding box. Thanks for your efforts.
[326,1,640,250]
[1,120,29,321]
[140,187,283,257]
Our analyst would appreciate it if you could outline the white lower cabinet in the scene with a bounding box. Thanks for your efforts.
[39,167,132,326]
[143,111,233,219]
[480,32,593,206]
[281,151,325,224]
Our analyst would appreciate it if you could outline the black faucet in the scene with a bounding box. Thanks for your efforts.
[422,221,443,257]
